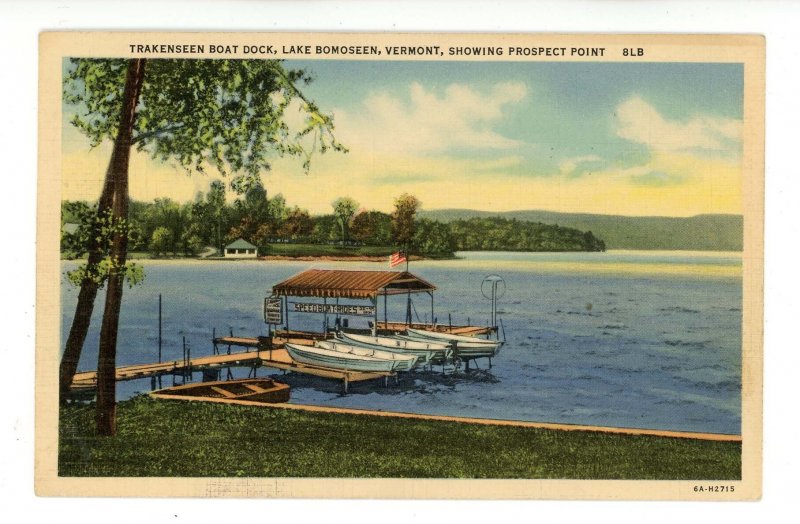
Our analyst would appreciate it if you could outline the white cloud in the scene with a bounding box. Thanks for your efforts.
[615,96,742,155]
[335,81,528,155]
[558,154,604,176]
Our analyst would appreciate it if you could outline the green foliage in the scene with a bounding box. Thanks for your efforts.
[448,217,605,252]
[412,218,457,256]
[62,203,146,287]
[64,187,619,261]
[65,259,145,289]
[310,214,341,244]
[149,226,172,256]
[261,243,396,258]
[350,210,392,246]
[279,207,314,240]
[331,196,359,243]
[391,193,420,246]
[60,201,96,259]
[421,209,742,251]
[64,59,347,190]
[59,397,741,479]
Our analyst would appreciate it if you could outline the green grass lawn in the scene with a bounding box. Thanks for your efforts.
[59,397,741,479]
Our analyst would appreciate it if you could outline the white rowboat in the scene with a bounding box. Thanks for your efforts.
[337,332,451,364]
[285,343,397,372]
[403,328,502,358]
[316,340,418,371]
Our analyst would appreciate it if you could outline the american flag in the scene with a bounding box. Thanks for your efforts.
[389,251,407,268]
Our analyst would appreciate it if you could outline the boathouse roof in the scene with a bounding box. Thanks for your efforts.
[271,269,436,299]
[226,238,257,249]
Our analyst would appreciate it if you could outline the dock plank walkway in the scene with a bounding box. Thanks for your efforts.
[71,348,394,393]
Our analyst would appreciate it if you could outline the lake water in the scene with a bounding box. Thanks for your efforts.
[60,250,742,435]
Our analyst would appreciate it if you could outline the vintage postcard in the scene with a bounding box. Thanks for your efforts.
[36,32,764,499]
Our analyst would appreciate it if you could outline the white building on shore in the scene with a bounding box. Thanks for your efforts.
[224,238,258,258]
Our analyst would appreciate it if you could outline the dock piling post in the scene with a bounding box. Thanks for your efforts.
[157,294,163,388]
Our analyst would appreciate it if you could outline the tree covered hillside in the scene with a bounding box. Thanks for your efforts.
[450,217,605,252]
[421,209,742,251]
[62,188,606,258]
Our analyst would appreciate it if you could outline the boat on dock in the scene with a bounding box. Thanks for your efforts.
[402,328,502,358]
[337,332,450,364]
[336,334,446,365]
[315,340,418,371]
[285,343,400,372]
[151,378,291,404]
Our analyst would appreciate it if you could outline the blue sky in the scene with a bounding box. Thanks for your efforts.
[62,60,744,216]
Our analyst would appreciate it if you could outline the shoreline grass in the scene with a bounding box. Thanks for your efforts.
[59,397,741,479]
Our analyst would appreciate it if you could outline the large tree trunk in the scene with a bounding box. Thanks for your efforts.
[58,172,116,403]
[95,59,146,436]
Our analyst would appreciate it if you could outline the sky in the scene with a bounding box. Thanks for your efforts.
[62,60,744,217]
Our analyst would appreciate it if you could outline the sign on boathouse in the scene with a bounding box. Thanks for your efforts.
[293,302,376,317]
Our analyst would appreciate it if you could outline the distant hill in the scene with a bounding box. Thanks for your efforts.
[419,209,743,251]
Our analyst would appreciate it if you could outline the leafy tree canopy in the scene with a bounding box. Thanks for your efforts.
[64,58,347,192]
[391,193,420,246]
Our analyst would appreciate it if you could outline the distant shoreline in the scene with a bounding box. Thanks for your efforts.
[257,254,434,262]
[60,249,743,263]
[60,253,443,263]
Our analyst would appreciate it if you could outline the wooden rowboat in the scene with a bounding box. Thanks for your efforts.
[151,378,290,404]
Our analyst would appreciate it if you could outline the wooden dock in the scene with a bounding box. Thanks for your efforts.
[71,339,395,394]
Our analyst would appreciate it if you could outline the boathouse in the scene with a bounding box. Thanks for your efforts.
[267,269,437,335]
[224,238,258,258]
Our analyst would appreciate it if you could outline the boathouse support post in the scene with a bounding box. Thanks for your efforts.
[372,296,378,336]
[429,292,434,328]
[284,296,290,333]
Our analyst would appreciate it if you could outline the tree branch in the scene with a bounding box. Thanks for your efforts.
[131,123,184,145]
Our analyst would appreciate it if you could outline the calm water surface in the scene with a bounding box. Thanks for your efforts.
[61,250,742,434]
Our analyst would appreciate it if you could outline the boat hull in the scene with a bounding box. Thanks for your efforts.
[316,340,418,371]
[337,332,450,364]
[152,378,291,403]
[285,343,397,372]
[403,328,501,358]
